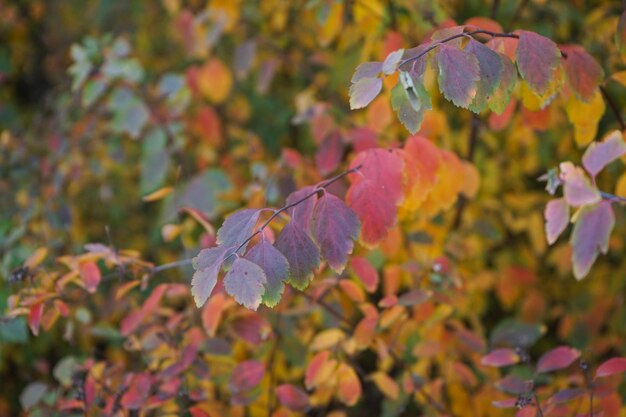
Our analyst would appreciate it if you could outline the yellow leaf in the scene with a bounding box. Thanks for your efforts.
[610,70,626,87]
[24,248,48,269]
[565,89,605,147]
[310,329,346,351]
[142,186,174,202]
[336,363,362,406]
[369,372,399,400]
[318,2,344,47]
[197,58,233,104]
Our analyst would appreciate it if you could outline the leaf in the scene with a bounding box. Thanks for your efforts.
[245,240,289,307]
[120,373,152,410]
[202,292,234,337]
[350,256,379,292]
[351,62,383,82]
[274,221,320,290]
[229,360,265,393]
[79,261,101,294]
[191,246,229,307]
[286,186,317,230]
[565,90,605,147]
[224,257,267,310]
[370,372,399,400]
[515,30,561,95]
[217,209,261,249]
[276,384,309,411]
[382,49,405,74]
[550,388,585,404]
[311,193,360,272]
[315,130,344,175]
[196,58,233,104]
[20,383,48,410]
[349,148,405,203]
[465,39,503,113]
[28,303,44,336]
[436,44,480,108]
[24,247,47,269]
[305,350,337,389]
[545,198,570,245]
[337,363,362,406]
[536,346,580,373]
[595,357,626,378]
[495,375,532,395]
[310,328,346,351]
[480,348,520,367]
[561,45,603,102]
[349,77,383,110]
[559,162,601,207]
[391,73,431,134]
[489,53,516,114]
[347,180,397,247]
[571,202,615,280]
[582,130,626,178]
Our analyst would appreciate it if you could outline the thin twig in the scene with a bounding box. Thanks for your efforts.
[491,0,500,19]
[510,0,530,28]
[452,114,480,229]
[152,259,193,273]
[599,86,626,131]
[601,191,626,204]
[533,393,544,417]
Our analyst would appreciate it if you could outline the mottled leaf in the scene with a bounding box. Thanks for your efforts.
[274,221,320,290]
[305,350,337,389]
[545,198,570,245]
[276,384,309,411]
[246,240,289,307]
[217,209,261,249]
[436,44,480,108]
[595,357,626,378]
[120,373,152,410]
[224,257,267,310]
[481,348,520,367]
[311,193,360,272]
[489,53,516,114]
[536,346,580,373]
[582,130,626,178]
[559,162,601,207]
[349,77,383,110]
[391,73,431,134]
[351,62,382,82]
[561,45,603,102]
[337,363,362,406]
[191,246,229,307]
[516,30,561,95]
[229,360,265,393]
[571,202,615,280]
[466,39,503,113]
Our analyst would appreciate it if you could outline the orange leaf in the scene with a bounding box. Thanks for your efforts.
[336,363,362,406]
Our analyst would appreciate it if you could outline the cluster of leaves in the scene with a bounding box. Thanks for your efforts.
[2,1,626,417]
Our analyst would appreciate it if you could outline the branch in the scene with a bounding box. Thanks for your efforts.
[599,86,626,131]
[601,191,626,204]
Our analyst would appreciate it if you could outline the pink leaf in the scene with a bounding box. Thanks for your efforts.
[217,209,261,249]
[79,261,101,294]
[347,180,397,247]
[315,130,344,175]
[350,256,379,293]
[595,357,626,378]
[245,240,289,307]
[536,346,580,373]
[544,198,570,245]
[516,30,561,95]
[224,257,267,310]
[286,186,317,230]
[311,193,360,272]
[28,303,44,336]
[481,348,520,367]
[349,77,383,110]
[120,373,152,410]
[229,360,265,393]
[436,44,480,108]
[274,221,320,290]
[561,45,603,102]
[559,162,601,207]
[582,130,626,178]
[276,384,309,411]
[571,202,615,280]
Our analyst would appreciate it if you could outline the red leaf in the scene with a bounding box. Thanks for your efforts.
[79,261,101,294]
[28,303,44,336]
[347,180,397,247]
[595,357,626,378]
[276,384,309,411]
[349,148,405,204]
[311,192,360,272]
[224,257,267,310]
[571,202,614,280]
[229,360,265,393]
[315,130,344,175]
[515,31,561,95]
[120,373,152,410]
[561,45,603,101]
[436,44,480,108]
[544,198,570,245]
[274,221,320,290]
[536,346,580,373]
[350,256,378,292]
[481,348,520,367]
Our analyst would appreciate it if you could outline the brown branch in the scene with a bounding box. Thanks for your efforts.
[452,114,480,229]
[599,85,626,131]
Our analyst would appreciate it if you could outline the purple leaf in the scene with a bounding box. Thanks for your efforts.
[229,360,265,393]
[582,130,626,178]
[311,192,360,272]
[382,49,405,75]
[481,348,520,367]
[246,240,289,307]
[274,221,320,290]
[436,44,480,108]
[217,209,261,249]
[351,62,382,82]
[595,357,626,378]
[571,202,615,280]
[349,77,383,110]
[549,388,585,404]
[286,186,318,231]
[191,246,230,307]
[536,346,580,373]
[560,162,601,207]
[465,39,503,113]
[496,375,532,395]
[516,31,561,95]
[545,198,570,245]
[224,257,267,310]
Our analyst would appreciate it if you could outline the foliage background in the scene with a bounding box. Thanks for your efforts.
[2,0,626,416]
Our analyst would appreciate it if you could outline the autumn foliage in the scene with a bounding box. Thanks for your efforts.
[2,1,626,417]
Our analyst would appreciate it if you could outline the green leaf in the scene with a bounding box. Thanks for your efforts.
[466,39,502,113]
[391,72,432,134]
